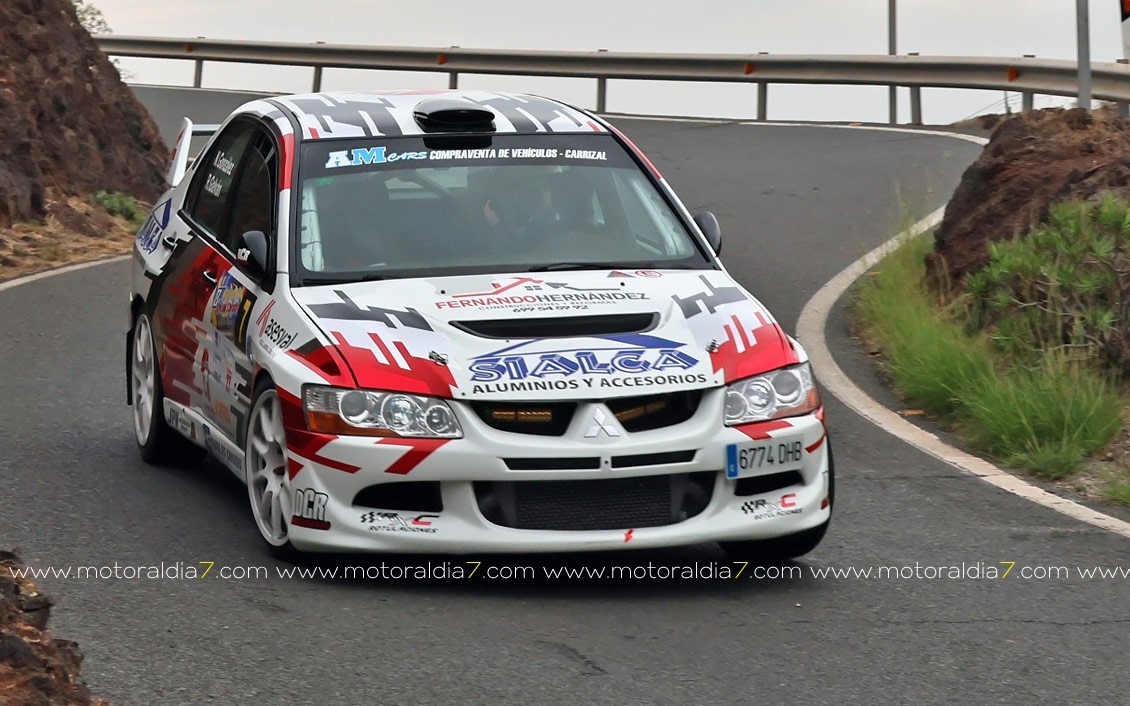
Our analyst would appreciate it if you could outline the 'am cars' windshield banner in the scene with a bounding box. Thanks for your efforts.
[302,134,634,178]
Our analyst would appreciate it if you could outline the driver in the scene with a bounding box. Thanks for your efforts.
[480,171,559,249]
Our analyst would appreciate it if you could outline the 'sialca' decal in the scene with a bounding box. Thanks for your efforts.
[135,200,172,255]
[468,334,707,394]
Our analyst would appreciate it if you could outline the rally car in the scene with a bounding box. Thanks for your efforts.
[127,90,833,559]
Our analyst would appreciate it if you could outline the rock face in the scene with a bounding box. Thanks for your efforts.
[0,551,110,705]
[0,0,167,228]
[927,109,1130,287]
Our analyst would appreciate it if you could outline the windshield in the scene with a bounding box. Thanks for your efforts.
[294,134,713,283]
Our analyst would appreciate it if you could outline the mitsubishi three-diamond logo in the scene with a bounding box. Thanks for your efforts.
[584,409,620,438]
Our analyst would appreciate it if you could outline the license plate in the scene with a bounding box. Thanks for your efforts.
[726,437,804,479]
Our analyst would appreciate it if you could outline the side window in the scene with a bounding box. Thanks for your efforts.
[226,135,276,251]
[187,122,277,253]
[187,123,256,238]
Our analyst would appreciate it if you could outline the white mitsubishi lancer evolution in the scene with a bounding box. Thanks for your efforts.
[127,90,833,560]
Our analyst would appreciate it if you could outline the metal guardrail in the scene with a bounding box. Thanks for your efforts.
[95,35,1130,124]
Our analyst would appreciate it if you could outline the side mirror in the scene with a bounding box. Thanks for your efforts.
[237,230,270,277]
[693,211,722,255]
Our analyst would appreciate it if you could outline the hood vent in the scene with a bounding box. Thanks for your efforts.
[453,313,658,339]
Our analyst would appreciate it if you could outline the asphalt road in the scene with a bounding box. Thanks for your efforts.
[3,103,1128,705]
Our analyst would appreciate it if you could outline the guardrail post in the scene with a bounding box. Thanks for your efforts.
[1119,59,1130,118]
[193,59,203,88]
[312,66,323,92]
[908,53,922,125]
[448,46,460,89]
[888,0,898,124]
[755,51,768,121]
[596,50,608,113]
[1021,55,1035,112]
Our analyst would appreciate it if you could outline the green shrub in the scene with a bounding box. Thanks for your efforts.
[965,195,1130,371]
[90,190,141,225]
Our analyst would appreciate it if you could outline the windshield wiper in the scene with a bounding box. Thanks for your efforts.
[528,262,706,273]
[528,262,637,272]
[301,273,391,286]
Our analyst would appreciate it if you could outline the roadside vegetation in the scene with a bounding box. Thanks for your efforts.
[90,189,145,228]
[856,200,1130,494]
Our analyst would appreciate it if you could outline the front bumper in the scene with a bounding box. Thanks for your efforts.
[283,389,831,553]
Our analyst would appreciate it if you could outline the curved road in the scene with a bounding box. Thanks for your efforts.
[3,112,1127,704]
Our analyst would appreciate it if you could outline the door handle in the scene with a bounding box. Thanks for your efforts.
[161,235,177,249]
[202,270,217,285]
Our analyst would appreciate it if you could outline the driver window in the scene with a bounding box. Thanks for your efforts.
[226,136,276,252]
[188,122,277,255]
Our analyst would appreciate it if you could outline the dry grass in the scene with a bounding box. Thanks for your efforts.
[0,192,143,282]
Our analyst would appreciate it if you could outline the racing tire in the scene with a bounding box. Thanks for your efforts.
[131,313,204,465]
[245,379,301,561]
[719,440,835,563]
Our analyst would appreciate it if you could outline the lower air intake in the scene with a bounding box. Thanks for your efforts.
[474,472,715,531]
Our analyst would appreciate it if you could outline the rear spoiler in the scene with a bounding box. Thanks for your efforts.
[166,118,221,187]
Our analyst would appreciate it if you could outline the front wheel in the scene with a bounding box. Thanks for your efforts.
[245,382,299,560]
[720,440,835,563]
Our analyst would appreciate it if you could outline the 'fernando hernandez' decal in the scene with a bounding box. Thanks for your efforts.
[436,276,647,313]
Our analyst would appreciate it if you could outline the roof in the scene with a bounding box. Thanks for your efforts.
[270,90,607,141]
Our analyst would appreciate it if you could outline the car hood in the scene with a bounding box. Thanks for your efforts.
[291,270,798,401]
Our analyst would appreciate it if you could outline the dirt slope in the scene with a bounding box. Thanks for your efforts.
[927,108,1130,286]
[0,0,168,279]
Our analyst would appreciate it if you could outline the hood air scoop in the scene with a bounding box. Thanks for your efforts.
[452,313,659,339]
[413,97,495,133]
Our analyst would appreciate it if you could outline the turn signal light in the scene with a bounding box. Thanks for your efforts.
[306,410,398,437]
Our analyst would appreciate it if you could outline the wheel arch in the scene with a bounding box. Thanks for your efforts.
[241,367,278,447]
[126,295,147,404]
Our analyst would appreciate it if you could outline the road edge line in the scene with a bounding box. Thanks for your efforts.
[0,255,130,294]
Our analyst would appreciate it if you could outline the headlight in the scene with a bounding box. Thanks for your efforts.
[724,363,820,426]
[303,386,462,438]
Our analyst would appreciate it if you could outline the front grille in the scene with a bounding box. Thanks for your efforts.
[606,390,703,432]
[472,401,576,436]
[454,313,658,339]
[474,471,715,531]
[504,457,601,470]
[611,450,697,468]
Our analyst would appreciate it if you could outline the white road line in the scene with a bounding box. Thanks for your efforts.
[0,255,130,294]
